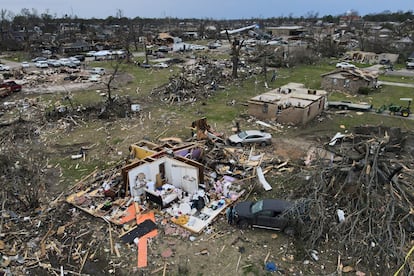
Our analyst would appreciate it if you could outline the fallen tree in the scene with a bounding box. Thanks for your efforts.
[292,126,414,274]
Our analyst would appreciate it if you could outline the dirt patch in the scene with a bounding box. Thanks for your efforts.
[273,137,314,161]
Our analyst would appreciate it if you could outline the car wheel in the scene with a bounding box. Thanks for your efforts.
[283,226,295,236]
[237,142,243,147]
[237,219,249,229]
[260,141,267,147]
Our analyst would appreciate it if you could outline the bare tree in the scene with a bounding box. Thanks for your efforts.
[105,61,121,104]
[0,9,10,44]
[253,43,274,82]
[225,31,244,79]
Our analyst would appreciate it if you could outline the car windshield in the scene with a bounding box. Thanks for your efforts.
[251,200,264,214]
[238,131,248,139]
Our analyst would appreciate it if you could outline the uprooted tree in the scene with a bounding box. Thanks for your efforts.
[290,126,414,273]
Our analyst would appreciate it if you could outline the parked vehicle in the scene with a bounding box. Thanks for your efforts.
[379,59,391,65]
[406,61,414,70]
[90,67,106,75]
[327,100,372,111]
[31,57,47,62]
[208,41,222,49]
[85,51,97,57]
[73,55,85,61]
[69,57,81,65]
[0,64,10,71]
[35,61,49,68]
[377,98,412,117]
[58,58,72,66]
[336,62,356,69]
[227,130,272,146]
[66,62,78,69]
[227,199,294,232]
[190,45,208,51]
[157,46,171,53]
[47,59,61,67]
[0,81,22,93]
[21,61,30,68]
[88,74,101,82]
[153,62,169,69]
[140,63,152,69]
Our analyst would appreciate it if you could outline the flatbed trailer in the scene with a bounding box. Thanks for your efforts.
[327,101,373,111]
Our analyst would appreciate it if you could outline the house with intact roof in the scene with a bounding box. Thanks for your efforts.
[247,83,327,125]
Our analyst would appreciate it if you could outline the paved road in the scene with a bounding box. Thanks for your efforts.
[378,81,414,88]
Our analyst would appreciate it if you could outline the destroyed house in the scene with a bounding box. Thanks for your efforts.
[345,50,399,64]
[122,143,204,208]
[321,69,378,94]
[248,83,327,125]
[66,141,204,224]
[265,26,305,37]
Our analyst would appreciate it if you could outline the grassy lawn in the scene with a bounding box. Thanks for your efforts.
[327,85,413,110]
[379,74,414,84]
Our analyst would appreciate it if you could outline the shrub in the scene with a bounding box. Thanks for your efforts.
[358,86,373,95]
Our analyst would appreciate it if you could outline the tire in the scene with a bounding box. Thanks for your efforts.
[237,219,249,229]
[283,227,295,236]
[343,105,348,110]
[402,111,410,117]
[237,143,243,147]
[260,141,267,147]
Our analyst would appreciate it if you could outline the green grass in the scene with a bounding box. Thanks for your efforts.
[56,157,107,186]
[328,85,413,110]
[1,52,31,62]
[379,74,414,84]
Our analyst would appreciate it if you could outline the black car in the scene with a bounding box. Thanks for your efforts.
[228,199,293,231]
[140,63,151,69]
[73,55,85,61]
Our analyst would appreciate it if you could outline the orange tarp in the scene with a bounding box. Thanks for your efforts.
[118,203,158,268]
[136,211,157,268]
[117,204,137,224]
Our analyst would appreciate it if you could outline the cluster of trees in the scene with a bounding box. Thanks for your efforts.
[0,8,413,68]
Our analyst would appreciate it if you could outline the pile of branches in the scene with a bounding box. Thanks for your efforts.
[294,126,414,273]
[151,58,228,104]
[45,94,133,121]
[0,120,46,212]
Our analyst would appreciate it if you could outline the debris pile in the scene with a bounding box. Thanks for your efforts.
[151,58,230,104]
[13,68,93,89]
[295,126,414,273]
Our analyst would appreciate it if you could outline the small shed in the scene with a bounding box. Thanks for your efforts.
[321,69,378,94]
[248,83,327,125]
